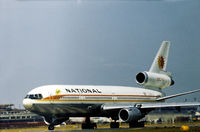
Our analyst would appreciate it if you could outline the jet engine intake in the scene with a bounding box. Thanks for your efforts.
[136,72,174,89]
[118,107,142,122]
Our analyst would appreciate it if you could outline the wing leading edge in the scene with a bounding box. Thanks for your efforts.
[102,88,200,111]
[102,102,200,111]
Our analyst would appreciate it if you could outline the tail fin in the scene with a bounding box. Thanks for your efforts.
[136,41,174,90]
[149,41,170,73]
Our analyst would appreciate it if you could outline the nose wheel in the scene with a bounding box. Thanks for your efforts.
[48,124,54,130]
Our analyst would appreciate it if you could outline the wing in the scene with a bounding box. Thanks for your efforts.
[102,89,200,111]
[102,102,200,111]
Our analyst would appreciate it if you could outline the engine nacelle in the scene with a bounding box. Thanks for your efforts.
[136,72,174,89]
[118,107,142,122]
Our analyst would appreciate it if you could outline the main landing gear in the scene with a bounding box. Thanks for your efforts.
[129,121,144,128]
[81,117,97,129]
[110,121,144,129]
[110,120,119,128]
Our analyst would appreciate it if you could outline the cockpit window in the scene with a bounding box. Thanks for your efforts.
[35,94,38,99]
[25,94,43,99]
[29,94,34,99]
[38,94,42,98]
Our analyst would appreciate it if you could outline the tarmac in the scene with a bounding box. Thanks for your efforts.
[2,123,200,132]
[14,127,200,132]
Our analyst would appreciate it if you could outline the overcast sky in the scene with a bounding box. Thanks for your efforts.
[0,0,200,107]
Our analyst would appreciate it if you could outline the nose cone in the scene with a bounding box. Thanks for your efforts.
[23,99,33,110]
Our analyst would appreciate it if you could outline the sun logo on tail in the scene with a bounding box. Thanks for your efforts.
[158,56,165,70]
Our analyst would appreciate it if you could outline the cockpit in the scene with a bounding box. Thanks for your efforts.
[25,94,43,99]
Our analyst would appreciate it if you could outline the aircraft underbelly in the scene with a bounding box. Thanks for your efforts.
[31,103,101,116]
[31,100,154,117]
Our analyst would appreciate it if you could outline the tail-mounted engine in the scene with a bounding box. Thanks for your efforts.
[136,72,174,89]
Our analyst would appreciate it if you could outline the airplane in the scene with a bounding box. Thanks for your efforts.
[23,41,200,130]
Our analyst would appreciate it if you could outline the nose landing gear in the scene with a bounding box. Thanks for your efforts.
[48,124,55,130]
[45,116,69,130]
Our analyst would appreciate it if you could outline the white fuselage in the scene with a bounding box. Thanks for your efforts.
[23,85,163,117]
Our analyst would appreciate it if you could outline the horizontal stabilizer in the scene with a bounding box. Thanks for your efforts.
[156,88,200,101]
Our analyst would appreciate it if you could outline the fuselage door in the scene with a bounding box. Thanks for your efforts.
[49,92,53,104]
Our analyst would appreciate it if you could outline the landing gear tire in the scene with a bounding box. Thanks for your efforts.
[82,123,97,129]
[81,117,97,129]
[129,121,144,128]
[48,124,54,130]
[110,122,119,128]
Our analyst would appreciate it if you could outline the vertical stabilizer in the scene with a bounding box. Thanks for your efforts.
[149,41,170,73]
[136,41,174,90]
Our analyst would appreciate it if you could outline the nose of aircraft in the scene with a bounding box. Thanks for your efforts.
[23,99,33,110]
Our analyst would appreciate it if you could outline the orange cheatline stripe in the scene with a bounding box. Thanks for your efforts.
[37,99,156,102]
[44,94,159,99]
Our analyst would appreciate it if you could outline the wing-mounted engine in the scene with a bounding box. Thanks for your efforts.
[136,72,174,89]
[118,107,142,122]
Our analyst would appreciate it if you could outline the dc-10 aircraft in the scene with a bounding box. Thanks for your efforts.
[23,41,200,130]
